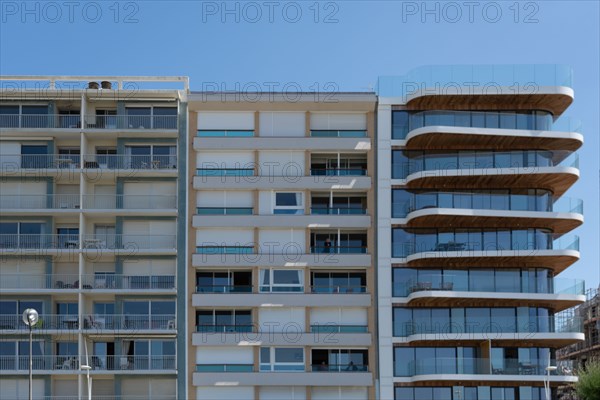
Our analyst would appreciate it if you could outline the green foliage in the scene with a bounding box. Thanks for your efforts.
[576,359,600,400]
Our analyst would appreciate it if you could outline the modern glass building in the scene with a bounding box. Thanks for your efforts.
[376,65,585,400]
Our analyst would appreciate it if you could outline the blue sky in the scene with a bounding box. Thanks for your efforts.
[2,0,599,288]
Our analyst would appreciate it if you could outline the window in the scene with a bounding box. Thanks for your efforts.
[122,301,175,329]
[274,192,303,214]
[0,222,43,248]
[196,310,252,332]
[260,347,304,371]
[260,269,303,292]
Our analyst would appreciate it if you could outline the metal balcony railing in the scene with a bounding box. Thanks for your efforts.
[0,234,176,250]
[0,314,80,330]
[82,315,176,331]
[84,115,177,130]
[82,195,177,209]
[195,364,253,372]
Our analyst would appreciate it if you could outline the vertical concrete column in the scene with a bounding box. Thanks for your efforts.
[305,111,311,137]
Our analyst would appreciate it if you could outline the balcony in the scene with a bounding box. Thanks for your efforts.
[0,114,79,129]
[193,366,373,387]
[197,130,254,137]
[0,274,79,291]
[80,274,176,291]
[0,194,177,212]
[311,324,368,333]
[394,110,582,151]
[393,275,585,311]
[0,314,80,331]
[0,154,178,173]
[392,231,580,271]
[196,207,253,215]
[196,285,252,293]
[193,212,370,229]
[394,315,584,347]
[196,168,254,176]
[90,355,176,372]
[394,193,583,233]
[0,234,177,253]
[196,324,253,333]
[82,314,176,331]
[192,250,371,268]
[84,115,178,130]
[0,355,83,373]
[378,64,574,116]
[193,174,371,190]
[396,357,575,383]
[393,150,579,197]
[310,168,368,176]
[192,290,371,308]
[0,194,80,211]
[310,246,368,254]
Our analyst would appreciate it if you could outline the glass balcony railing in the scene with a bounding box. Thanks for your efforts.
[196,168,255,176]
[398,357,573,377]
[196,285,253,293]
[196,324,254,333]
[310,246,368,254]
[392,192,583,218]
[394,315,583,337]
[311,207,367,215]
[196,364,254,372]
[310,130,368,138]
[378,64,573,97]
[392,150,578,179]
[196,246,254,254]
[392,110,582,140]
[393,275,585,297]
[311,363,369,372]
[196,207,254,215]
[0,234,176,250]
[310,324,368,333]
[197,130,254,137]
[310,285,367,294]
[392,231,579,258]
[81,315,175,330]
[85,115,177,130]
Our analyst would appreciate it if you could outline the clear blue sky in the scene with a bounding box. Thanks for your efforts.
[2,0,599,288]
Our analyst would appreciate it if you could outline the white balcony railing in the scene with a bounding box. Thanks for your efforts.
[0,274,176,291]
[0,194,177,210]
[0,154,177,170]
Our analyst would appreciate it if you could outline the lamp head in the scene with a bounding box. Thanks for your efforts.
[546,366,558,371]
[22,308,39,327]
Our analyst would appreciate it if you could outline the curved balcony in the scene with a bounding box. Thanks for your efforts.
[392,230,580,271]
[393,274,585,311]
[379,64,574,116]
[393,312,584,347]
[393,192,583,233]
[393,110,582,151]
[394,357,576,385]
[392,150,579,197]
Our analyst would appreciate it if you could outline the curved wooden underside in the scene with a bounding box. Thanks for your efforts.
[401,251,580,274]
[401,210,583,233]
[405,91,574,117]
[403,127,583,151]
[396,292,584,313]
[404,169,579,198]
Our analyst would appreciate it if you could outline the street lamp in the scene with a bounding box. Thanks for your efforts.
[544,365,558,399]
[81,339,92,400]
[22,308,39,400]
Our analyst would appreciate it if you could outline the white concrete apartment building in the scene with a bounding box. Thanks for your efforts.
[0,76,188,399]
[187,91,378,400]
[376,65,585,400]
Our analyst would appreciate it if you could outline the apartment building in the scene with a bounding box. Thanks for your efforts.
[0,76,188,399]
[376,65,586,400]
[187,91,378,400]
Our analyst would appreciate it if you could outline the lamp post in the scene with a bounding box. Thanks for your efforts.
[81,339,92,400]
[544,365,558,399]
[22,308,39,400]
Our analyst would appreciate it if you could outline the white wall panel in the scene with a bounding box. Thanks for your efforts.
[0,142,20,168]
[310,113,367,130]
[258,151,304,176]
[259,112,305,137]
[196,228,253,245]
[196,386,254,400]
[259,307,305,331]
[258,229,305,252]
[198,112,254,130]
[197,151,254,168]
[196,346,253,364]
[260,387,306,400]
